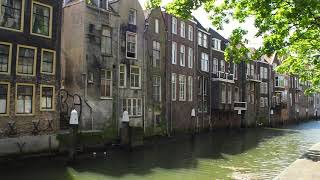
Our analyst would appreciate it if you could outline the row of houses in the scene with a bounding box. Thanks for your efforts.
[0,0,319,138]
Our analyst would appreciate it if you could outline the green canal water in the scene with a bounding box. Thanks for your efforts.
[2,121,320,180]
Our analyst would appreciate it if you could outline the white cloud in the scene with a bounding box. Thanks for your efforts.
[138,0,263,48]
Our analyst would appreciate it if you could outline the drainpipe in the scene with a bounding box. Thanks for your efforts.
[268,65,271,126]
[116,23,120,135]
[143,24,147,133]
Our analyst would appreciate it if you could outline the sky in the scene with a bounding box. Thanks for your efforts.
[138,0,263,48]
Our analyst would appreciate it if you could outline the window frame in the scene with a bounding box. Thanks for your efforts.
[172,41,177,64]
[179,75,186,101]
[15,83,35,116]
[201,53,209,72]
[152,41,160,67]
[180,44,185,67]
[171,73,177,101]
[40,48,56,75]
[0,82,10,116]
[128,8,137,25]
[101,26,112,55]
[0,0,25,32]
[152,75,161,102]
[119,64,126,88]
[40,84,55,111]
[180,21,185,38]
[126,31,137,59]
[188,47,193,68]
[16,45,37,77]
[100,69,112,99]
[30,0,53,39]
[0,42,12,75]
[130,66,141,89]
[172,17,177,34]
[123,98,142,117]
[188,25,193,41]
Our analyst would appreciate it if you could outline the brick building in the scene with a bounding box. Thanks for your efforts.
[163,12,197,133]
[0,0,62,136]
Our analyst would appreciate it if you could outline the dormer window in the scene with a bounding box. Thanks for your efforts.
[212,38,221,50]
[128,9,137,25]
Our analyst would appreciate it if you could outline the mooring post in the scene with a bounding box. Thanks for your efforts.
[69,109,79,161]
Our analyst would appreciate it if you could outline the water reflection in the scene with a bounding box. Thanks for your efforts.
[1,121,320,180]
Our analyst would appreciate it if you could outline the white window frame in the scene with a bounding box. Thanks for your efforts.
[130,66,141,89]
[180,21,185,38]
[198,31,202,46]
[201,53,209,72]
[213,58,218,74]
[188,25,193,41]
[172,17,177,34]
[220,60,225,72]
[172,73,177,101]
[203,34,208,48]
[100,69,112,99]
[180,45,185,67]
[260,97,265,107]
[212,38,221,50]
[152,76,161,102]
[0,82,10,116]
[179,75,186,101]
[123,98,142,117]
[126,32,137,59]
[119,64,126,88]
[188,47,193,68]
[228,85,232,104]
[172,41,177,64]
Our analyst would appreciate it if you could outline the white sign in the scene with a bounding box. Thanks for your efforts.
[122,110,129,122]
[69,109,79,125]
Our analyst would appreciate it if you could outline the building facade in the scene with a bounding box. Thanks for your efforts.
[0,0,62,136]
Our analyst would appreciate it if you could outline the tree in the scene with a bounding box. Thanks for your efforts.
[147,0,320,93]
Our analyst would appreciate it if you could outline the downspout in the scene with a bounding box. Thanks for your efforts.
[116,21,121,135]
[143,23,147,133]
[268,65,271,126]
[209,38,212,131]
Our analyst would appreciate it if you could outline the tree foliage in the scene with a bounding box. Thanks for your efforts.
[148,0,320,92]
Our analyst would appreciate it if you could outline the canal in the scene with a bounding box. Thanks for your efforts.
[1,121,320,180]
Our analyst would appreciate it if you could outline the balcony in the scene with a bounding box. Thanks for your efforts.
[246,74,261,82]
[212,71,234,83]
[234,101,247,111]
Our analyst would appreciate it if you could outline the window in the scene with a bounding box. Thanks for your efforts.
[275,75,285,87]
[180,45,185,66]
[0,42,12,74]
[41,49,55,74]
[40,85,54,110]
[31,1,52,38]
[234,64,238,79]
[203,100,208,112]
[250,64,254,76]
[264,97,268,107]
[152,76,161,102]
[17,45,37,76]
[221,84,226,103]
[260,82,268,94]
[101,26,112,55]
[188,47,193,68]
[126,32,137,59]
[228,85,232,104]
[123,98,142,116]
[16,84,34,114]
[130,66,141,88]
[101,69,112,98]
[155,18,159,33]
[220,60,225,72]
[264,68,268,79]
[0,83,9,115]
[188,76,193,101]
[179,75,186,101]
[188,25,193,41]
[119,64,126,88]
[201,53,209,72]
[234,87,239,102]
[0,0,24,31]
[198,76,202,95]
[213,58,218,74]
[180,21,185,37]
[198,32,202,46]
[203,34,207,48]
[212,38,221,50]
[128,9,136,25]
[152,41,160,67]
[172,17,177,34]
[171,73,176,101]
[260,97,265,107]
[172,41,177,64]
